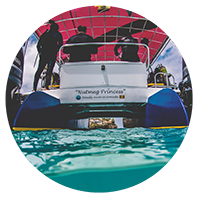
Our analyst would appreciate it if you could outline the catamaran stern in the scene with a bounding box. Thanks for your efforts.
[12,86,188,130]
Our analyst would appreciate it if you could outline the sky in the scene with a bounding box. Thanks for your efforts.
[20,34,183,93]
[152,40,183,83]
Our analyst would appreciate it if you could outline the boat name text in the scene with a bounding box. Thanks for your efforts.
[76,89,125,95]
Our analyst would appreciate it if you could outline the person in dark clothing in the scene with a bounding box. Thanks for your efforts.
[33,20,63,91]
[63,25,97,62]
[114,33,140,62]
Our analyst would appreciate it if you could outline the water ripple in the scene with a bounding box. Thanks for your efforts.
[12,127,187,175]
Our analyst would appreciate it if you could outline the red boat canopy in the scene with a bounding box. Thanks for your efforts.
[34,6,168,64]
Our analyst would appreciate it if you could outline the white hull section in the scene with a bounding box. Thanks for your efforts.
[45,61,162,104]
[60,61,147,88]
[46,87,162,104]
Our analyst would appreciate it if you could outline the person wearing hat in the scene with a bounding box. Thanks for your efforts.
[63,25,97,62]
[33,20,63,91]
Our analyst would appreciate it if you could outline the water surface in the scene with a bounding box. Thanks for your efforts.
[12,127,187,192]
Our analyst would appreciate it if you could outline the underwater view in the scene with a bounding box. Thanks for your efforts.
[13,127,187,192]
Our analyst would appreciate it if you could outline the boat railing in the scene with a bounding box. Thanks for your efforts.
[59,42,150,70]
[154,72,177,89]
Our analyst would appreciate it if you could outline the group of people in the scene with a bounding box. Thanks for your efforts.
[33,21,148,91]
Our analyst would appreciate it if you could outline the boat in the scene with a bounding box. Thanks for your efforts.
[8,6,190,130]
[12,41,189,130]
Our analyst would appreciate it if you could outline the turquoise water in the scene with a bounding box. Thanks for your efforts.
[12,127,187,192]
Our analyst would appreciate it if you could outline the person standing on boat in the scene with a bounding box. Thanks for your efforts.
[63,25,97,62]
[33,20,63,91]
[114,32,140,62]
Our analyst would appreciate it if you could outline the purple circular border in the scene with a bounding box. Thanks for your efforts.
[0,0,198,197]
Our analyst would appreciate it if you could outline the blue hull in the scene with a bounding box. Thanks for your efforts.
[13,91,89,129]
[13,88,189,130]
[145,88,189,128]
[13,92,62,128]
